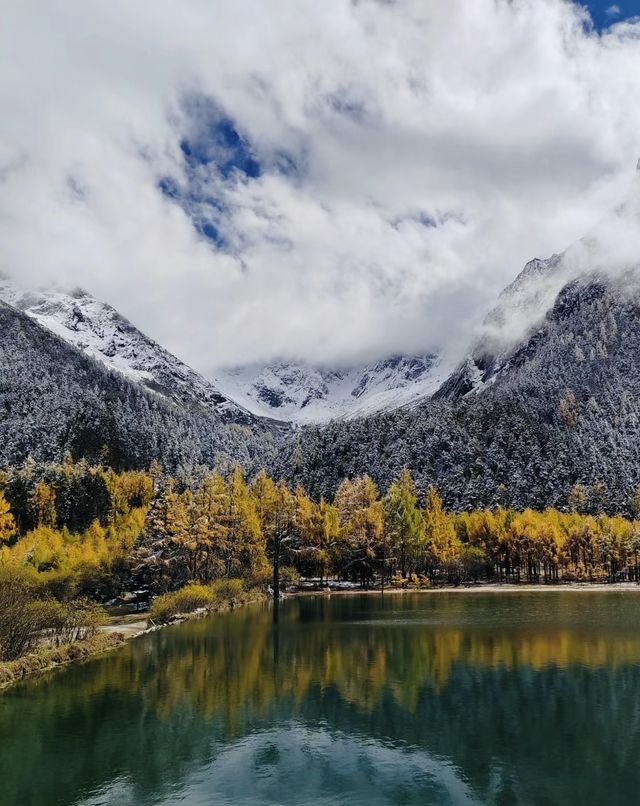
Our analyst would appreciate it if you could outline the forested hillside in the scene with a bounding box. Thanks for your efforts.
[281,272,640,514]
[0,302,277,471]
[7,267,640,517]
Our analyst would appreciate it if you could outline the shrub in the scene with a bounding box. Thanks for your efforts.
[279,566,300,590]
[48,598,108,645]
[248,564,272,589]
[0,567,109,660]
[147,578,264,626]
[75,560,129,601]
[0,567,57,661]
[149,584,213,624]
[210,578,245,607]
[37,571,79,602]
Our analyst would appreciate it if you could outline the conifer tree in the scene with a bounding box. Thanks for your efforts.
[30,481,57,528]
[296,495,339,586]
[0,491,16,546]
[335,476,384,588]
[384,470,424,578]
[227,466,266,580]
[423,486,459,576]
[262,480,296,599]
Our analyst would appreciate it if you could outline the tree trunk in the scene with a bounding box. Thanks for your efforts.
[273,536,280,602]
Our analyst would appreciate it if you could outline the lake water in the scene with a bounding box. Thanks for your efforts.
[3,591,640,805]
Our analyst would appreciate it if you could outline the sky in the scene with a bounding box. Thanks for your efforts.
[584,1,640,28]
[2,0,640,373]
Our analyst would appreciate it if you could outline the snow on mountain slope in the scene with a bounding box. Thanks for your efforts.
[0,278,254,424]
[218,165,640,423]
[214,353,452,423]
[0,276,449,426]
[438,161,640,399]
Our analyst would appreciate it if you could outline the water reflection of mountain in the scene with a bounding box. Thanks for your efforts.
[2,594,640,805]
[85,726,481,806]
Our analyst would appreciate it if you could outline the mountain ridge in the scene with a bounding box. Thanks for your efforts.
[437,162,640,401]
[277,268,640,513]
[0,300,276,470]
[0,278,257,426]
[213,353,450,424]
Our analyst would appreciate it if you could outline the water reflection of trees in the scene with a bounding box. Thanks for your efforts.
[3,597,640,804]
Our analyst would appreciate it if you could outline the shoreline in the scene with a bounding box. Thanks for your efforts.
[0,591,267,693]
[0,633,128,692]
[293,581,640,596]
[3,583,639,692]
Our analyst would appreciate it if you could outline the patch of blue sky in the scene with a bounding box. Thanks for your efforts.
[178,95,262,178]
[179,120,261,179]
[158,97,267,249]
[159,95,308,250]
[197,220,225,248]
[158,174,227,249]
[582,1,640,30]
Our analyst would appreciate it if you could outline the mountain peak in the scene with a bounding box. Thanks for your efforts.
[214,353,448,423]
[0,277,255,425]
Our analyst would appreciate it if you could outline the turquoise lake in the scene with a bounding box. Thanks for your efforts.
[2,591,640,805]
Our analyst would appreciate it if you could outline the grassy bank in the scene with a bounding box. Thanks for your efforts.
[0,583,267,692]
[147,579,264,625]
[0,632,127,690]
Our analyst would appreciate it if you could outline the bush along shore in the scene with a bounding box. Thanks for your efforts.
[0,568,265,691]
[147,579,265,626]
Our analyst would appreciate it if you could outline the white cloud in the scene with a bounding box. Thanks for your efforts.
[1,0,640,372]
[606,5,621,17]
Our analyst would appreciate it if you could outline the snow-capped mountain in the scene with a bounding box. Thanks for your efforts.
[0,300,273,469]
[281,163,640,510]
[214,353,451,423]
[0,276,452,426]
[0,278,254,424]
[0,276,453,426]
[438,161,640,400]
[435,252,570,399]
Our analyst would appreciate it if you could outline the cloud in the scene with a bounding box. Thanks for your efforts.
[1,0,640,373]
[606,5,621,17]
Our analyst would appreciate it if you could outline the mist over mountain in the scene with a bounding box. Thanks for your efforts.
[3,162,640,514]
[439,161,640,400]
[274,166,640,512]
